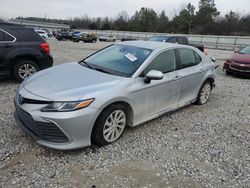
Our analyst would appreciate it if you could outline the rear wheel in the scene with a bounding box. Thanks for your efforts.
[91,104,128,146]
[13,60,39,82]
[195,81,212,105]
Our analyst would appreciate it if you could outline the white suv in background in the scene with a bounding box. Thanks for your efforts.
[35,29,48,39]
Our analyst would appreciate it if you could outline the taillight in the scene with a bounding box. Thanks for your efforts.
[40,42,50,54]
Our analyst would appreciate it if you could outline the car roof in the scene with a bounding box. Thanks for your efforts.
[118,40,181,50]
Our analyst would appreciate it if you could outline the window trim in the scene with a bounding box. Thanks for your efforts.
[0,29,16,43]
[176,48,202,70]
[140,49,177,77]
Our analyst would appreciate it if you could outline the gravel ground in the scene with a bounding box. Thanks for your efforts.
[0,39,249,188]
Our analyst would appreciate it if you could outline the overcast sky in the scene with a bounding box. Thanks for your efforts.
[1,0,250,20]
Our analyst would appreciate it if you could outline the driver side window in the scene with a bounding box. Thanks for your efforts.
[143,49,176,75]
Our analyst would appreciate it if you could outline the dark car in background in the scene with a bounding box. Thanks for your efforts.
[55,31,71,41]
[56,31,80,41]
[223,46,250,77]
[72,32,97,43]
[148,35,205,52]
[0,23,53,82]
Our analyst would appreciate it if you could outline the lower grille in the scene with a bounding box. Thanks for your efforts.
[230,64,250,72]
[15,105,68,143]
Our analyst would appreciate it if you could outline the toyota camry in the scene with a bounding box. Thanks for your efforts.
[14,41,215,150]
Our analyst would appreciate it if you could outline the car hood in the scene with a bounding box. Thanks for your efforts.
[231,53,250,63]
[23,62,123,101]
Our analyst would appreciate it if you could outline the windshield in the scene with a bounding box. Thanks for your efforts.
[81,44,152,77]
[240,47,250,55]
[148,36,169,42]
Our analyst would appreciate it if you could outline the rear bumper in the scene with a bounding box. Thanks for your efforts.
[38,54,53,70]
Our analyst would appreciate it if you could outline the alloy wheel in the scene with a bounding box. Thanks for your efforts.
[200,83,211,104]
[103,110,126,142]
[18,64,37,79]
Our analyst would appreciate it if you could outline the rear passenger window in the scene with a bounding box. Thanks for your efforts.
[0,30,3,41]
[143,50,176,75]
[195,52,202,64]
[178,49,199,69]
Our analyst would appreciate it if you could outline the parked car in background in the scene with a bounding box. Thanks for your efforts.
[72,32,97,43]
[148,35,205,53]
[121,37,136,42]
[99,35,116,42]
[44,29,53,37]
[55,31,71,41]
[70,31,81,40]
[0,23,53,82]
[14,41,215,150]
[35,29,48,39]
[223,46,250,77]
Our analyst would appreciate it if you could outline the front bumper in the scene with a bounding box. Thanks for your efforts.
[14,93,100,150]
[223,62,250,76]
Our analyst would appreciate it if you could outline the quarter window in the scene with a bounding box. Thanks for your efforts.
[178,49,200,69]
[143,50,176,75]
[0,30,15,42]
[0,31,3,41]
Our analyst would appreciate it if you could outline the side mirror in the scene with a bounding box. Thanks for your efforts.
[144,70,164,84]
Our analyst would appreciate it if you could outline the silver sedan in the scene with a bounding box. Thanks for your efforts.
[14,41,215,150]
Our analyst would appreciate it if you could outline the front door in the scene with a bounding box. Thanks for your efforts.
[131,49,180,123]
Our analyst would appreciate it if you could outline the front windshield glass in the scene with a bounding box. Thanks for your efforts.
[148,36,169,42]
[240,47,250,55]
[82,44,152,77]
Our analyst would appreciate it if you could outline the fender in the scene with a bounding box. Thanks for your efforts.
[6,47,43,68]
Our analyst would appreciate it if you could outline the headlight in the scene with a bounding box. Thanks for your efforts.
[41,99,94,112]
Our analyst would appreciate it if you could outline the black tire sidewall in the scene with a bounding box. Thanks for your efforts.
[13,60,39,82]
[91,104,128,146]
[196,81,212,105]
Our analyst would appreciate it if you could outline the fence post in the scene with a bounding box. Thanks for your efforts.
[216,37,219,49]
[233,37,238,50]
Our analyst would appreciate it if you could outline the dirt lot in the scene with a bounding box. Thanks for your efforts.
[0,38,249,188]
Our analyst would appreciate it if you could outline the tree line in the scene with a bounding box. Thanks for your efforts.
[16,0,250,35]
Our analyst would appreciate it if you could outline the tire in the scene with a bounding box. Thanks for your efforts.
[195,81,212,105]
[91,104,128,146]
[13,60,39,82]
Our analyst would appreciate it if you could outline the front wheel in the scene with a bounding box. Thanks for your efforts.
[195,81,212,105]
[91,104,128,146]
[13,60,39,82]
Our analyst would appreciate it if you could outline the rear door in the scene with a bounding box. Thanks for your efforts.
[175,48,204,105]
[0,29,17,71]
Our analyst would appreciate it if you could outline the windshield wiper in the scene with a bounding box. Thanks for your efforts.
[80,60,96,70]
[95,68,114,75]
